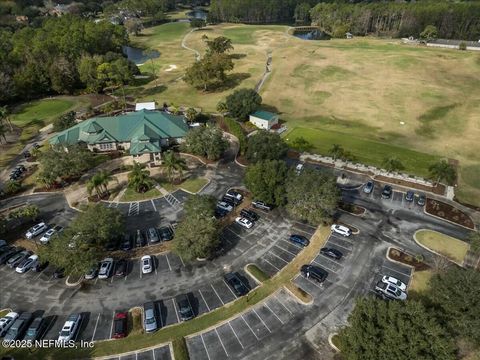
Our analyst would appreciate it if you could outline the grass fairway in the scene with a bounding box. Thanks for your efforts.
[415,229,469,264]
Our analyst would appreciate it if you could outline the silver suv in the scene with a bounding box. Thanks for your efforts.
[143,302,158,333]
[98,258,114,279]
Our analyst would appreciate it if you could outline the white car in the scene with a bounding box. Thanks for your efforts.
[98,258,114,279]
[217,201,233,212]
[375,281,407,301]
[15,255,39,273]
[235,217,253,229]
[58,313,81,342]
[330,224,352,237]
[40,229,55,243]
[295,163,304,173]
[25,222,47,239]
[226,190,243,201]
[0,312,19,337]
[382,275,407,292]
[141,255,153,274]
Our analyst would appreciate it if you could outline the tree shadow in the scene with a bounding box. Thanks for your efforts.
[230,53,247,60]
[215,73,251,91]
[258,103,281,114]
[141,85,168,96]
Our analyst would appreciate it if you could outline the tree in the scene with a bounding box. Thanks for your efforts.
[420,25,438,41]
[468,231,480,255]
[9,204,39,221]
[289,137,312,152]
[3,180,22,195]
[48,56,78,94]
[128,162,155,193]
[0,123,7,144]
[162,151,187,183]
[0,106,12,131]
[185,107,198,123]
[190,19,206,29]
[53,111,76,132]
[124,18,143,35]
[216,101,227,114]
[245,160,288,206]
[428,160,456,185]
[181,126,228,161]
[294,3,311,25]
[205,36,233,55]
[87,170,115,199]
[328,144,344,161]
[173,195,220,261]
[225,88,262,121]
[286,169,339,224]
[184,52,234,91]
[428,267,480,344]
[382,156,405,173]
[245,131,288,163]
[337,297,456,360]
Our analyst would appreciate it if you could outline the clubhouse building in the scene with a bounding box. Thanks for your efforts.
[49,110,189,165]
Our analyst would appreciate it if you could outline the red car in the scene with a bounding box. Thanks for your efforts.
[112,312,128,339]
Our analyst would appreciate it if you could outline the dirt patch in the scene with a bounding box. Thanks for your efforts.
[338,201,365,215]
[236,155,248,166]
[374,175,445,195]
[388,248,430,271]
[425,198,475,229]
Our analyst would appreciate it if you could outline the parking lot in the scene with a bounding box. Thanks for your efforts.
[369,257,413,295]
[359,184,425,214]
[96,344,172,360]
[186,289,304,360]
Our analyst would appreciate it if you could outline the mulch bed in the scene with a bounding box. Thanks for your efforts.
[388,248,430,271]
[374,175,446,195]
[425,198,475,229]
[236,155,248,166]
[338,201,366,215]
[287,150,300,160]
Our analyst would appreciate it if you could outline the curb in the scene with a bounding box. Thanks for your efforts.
[0,308,13,315]
[413,230,465,267]
[338,207,366,217]
[423,207,476,231]
[65,275,83,287]
[385,246,416,270]
[328,333,340,353]
[243,263,263,285]
[284,283,313,306]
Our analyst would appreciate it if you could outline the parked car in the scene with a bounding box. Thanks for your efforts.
[295,163,304,174]
[33,260,49,272]
[84,265,99,280]
[375,281,407,300]
[53,267,65,279]
[216,201,233,212]
[363,181,374,194]
[224,272,249,297]
[0,312,19,337]
[221,196,236,207]
[405,190,415,202]
[0,239,7,248]
[23,317,47,341]
[7,250,31,268]
[158,226,173,241]
[223,194,241,206]
[98,258,114,279]
[0,247,21,265]
[330,224,352,237]
[300,264,328,283]
[104,238,119,252]
[40,227,59,244]
[235,217,253,229]
[141,255,153,274]
[240,209,259,222]
[251,200,271,211]
[226,189,243,201]
[382,276,407,292]
[121,234,133,251]
[416,194,426,206]
[143,302,158,333]
[114,259,128,277]
[176,294,194,321]
[320,247,343,260]
[289,234,310,247]
[25,222,47,239]
[135,230,146,247]
[215,207,229,219]
[58,313,82,341]
[147,228,159,243]
[15,254,39,273]
[4,312,32,341]
[381,185,393,199]
[112,312,128,339]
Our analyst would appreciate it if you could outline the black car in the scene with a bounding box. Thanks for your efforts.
[221,196,236,207]
[4,312,33,341]
[135,230,146,247]
[405,190,415,202]
[224,272,249,297]
[23,317,47,341]
[214,208,228,219]
[121,234,133,251]
[114,259,128,277]
[416,194,426,206]
[381,185,393,199]
[158,227,174,241]
[33,260,49,272]
[0,247,23,264]
[240,209,259,222]
[289,234,310,247]
[53,267,65,279]
[300,264,328,283]
[176,294,194,321]
[23,151,31,159]
[320,247,343,260]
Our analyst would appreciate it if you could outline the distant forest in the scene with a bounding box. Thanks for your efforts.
[209,0,480,40]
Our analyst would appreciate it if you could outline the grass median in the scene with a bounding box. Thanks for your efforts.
[415,229,469,264]
[0,225,330,360]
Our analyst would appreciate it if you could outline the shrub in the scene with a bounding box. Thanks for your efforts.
[223,117,247,155]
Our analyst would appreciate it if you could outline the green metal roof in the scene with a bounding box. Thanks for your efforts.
[251,110,277,122]
[49,110,189,154]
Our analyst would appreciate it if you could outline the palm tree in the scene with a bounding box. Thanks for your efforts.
[428,160,456,185]
[328,144,344,161]
[185,108,198,124]
[96,170,116,195]
[216,101,227,114]
[163,151,187,183]
[128,162,155,193]
[382,157,405,173]
[86,173,104,200]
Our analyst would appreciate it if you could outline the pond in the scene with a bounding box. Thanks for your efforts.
[186,8,208,20]
[293,29,331,41]
[122,46,160,65]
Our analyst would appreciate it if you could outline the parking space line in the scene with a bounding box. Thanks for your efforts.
[261,258,281,271]
[274,244,298,257]
[291,227,314,236]
[211,284,225,305]
[215,328,229,356]
[198,290,211,312]
[165,254,172,271]
[109,310,115,339]
[91,313,101,341]
[302,275,325,290]
[228,321,244,349]
[200,334,212,360]
[269,252,289,264]
[179,256,185,267]
[151,199,157,212]
[223,279,238,298]
[225,226,245,238]
[274,294,293,315]
[293,221,316,230]
[311,259,338,274]
[318,253,343,266]
[253,308,271,333]
[326,241,351,251]
[152,349,156,360]
[329,234,354,245]
[241,314,260,340]
[278,238,303,250]
[172,299,181,323]
[381,264,411,277]
[74,315,86,341]
[264,302,284,324]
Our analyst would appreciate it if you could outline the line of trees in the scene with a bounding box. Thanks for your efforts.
[310,2,480,40]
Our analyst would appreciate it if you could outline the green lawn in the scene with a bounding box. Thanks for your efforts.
[409,269,434,294]
[222,25,286,45]
[285,127,440,177]
[180,176,208,193]
[121,187,162,202]
[415,229,469,264]
[138,21,190,47]
[246,264,270,282]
